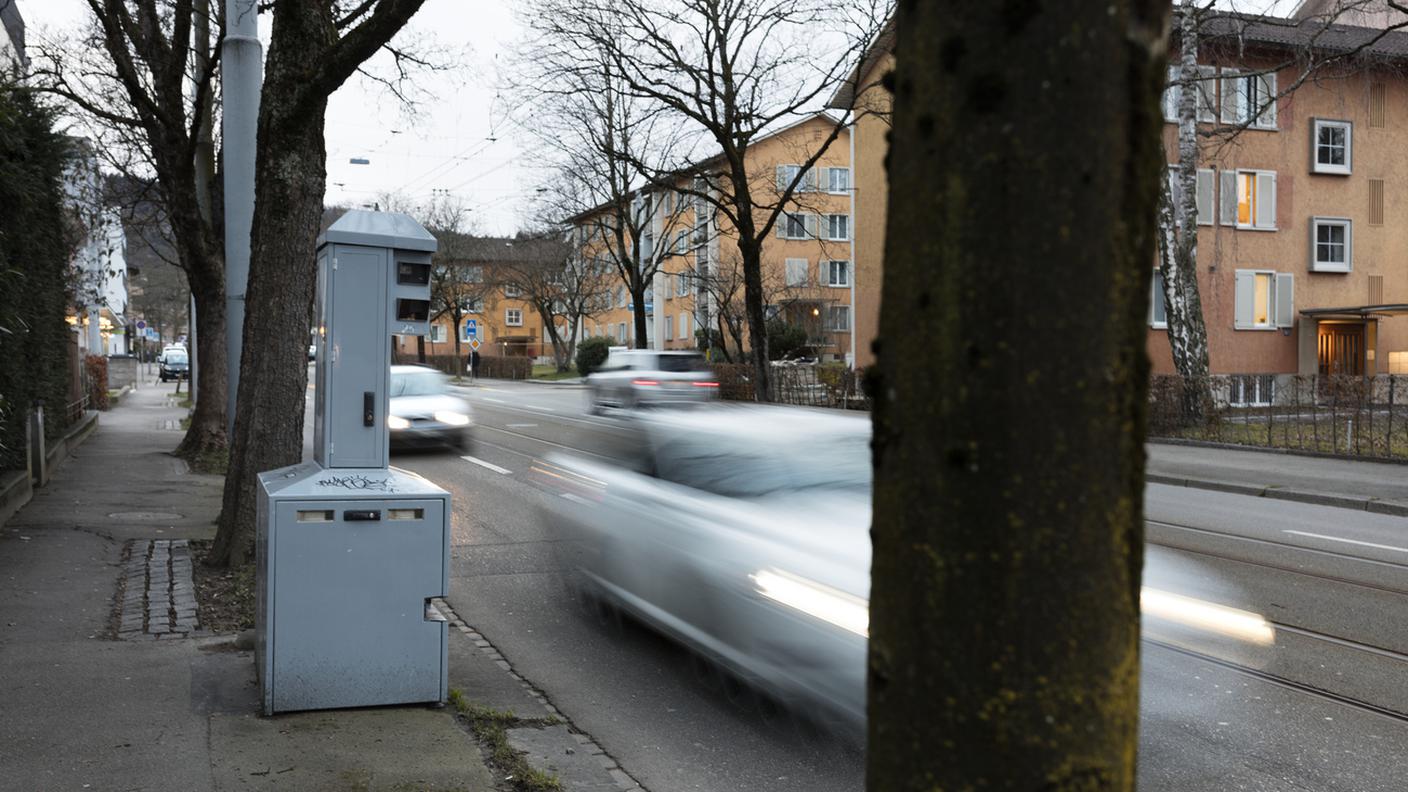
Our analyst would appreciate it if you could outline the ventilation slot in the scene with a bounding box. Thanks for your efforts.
[1370,82,1387,128]
[1369,275,1384,306]
[1370,179,1385,226]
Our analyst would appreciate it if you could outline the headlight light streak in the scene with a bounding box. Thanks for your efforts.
[751,568,869,638]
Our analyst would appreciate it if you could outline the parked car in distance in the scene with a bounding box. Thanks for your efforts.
[159,348,189,382]
[584,350,718,413]
[308,343,317,361]
[387,365,472,452]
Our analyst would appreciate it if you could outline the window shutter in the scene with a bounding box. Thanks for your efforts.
[1275,273,1294,328]
[1164,66,1180,121]
[1196,169,1214,225]
[1255,171,1276,229]
[776,214,787,239]
[1197,66,1218,123]
[1220,71,1241,123]
[805,214,818,239]
[1219,170,1237,225]
[1234,271,1255,329]
[775,165,788,192]
[1258,72,1277,128]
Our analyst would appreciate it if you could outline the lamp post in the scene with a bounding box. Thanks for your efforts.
[222,0,262,435]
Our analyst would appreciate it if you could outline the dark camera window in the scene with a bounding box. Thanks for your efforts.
[396,298,430,322]
[397,261,431,286]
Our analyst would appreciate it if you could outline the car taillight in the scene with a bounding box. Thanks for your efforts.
[632,379,660,386]
[692,381,719,388]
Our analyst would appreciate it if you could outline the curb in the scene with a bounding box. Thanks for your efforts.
[1146,473,1408,517]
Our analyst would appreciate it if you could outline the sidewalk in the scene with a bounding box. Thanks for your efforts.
[1147,441,1408,516]
[0,378,635,792]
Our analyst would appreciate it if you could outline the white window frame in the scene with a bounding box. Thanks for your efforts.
[1167,166,1215,227]
[825,214,850,241]
[665,314,674,341]
[1220,169,1277,230]
[778,212,816,240]
[825,305,850,332]
[1228,375,1276,408]
[1165,64,1218,124]
[505,308,523,327]
[1220,68,1278,130]
[1311,217,1352,273]
[1150,271,1167,329]
[827,260,850,287]
[430,323,447,343]
[784,258,810,287]
[503,283,522,298]
[1312,119,1352,175]
[1234,269,1293,331]
[680,312,691,341]
[827,167,850,194]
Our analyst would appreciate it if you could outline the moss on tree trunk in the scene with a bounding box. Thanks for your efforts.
[867,2,1167,789]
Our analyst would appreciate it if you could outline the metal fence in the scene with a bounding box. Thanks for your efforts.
[1149,374,1408,460]
[713,363,871,411]
[392,352,532,380]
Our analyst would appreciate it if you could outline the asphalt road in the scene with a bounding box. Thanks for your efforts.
[366,378,1408,791]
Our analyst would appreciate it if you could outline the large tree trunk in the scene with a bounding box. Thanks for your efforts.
[867,2,1164,789]
[213,21,334,567]
[631,281,649,349]
[175,269,228,458]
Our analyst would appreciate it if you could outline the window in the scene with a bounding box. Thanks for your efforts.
[778,212,816,240]
[680,312,691,340]
[675,230,688,255]
[505,309,523,327]
[1219,169,1276,230]
[665,315,674,341]
[825,305,850,332]
[1234,270,1293,330]
[785,258,810,287]
[430,323,447,343]
[617,287,627,308]
[1162,65,1217,123]
[827,167,850,193]
[775,164,816,193]
[1312,119,1352,175]
[1388,351,1408,375]
[1150,271,1167,329]
[616,323,627,343]
[1167,167,1214,226]
[827,260,850,287]
[503,283,522,298]
[825,214,850,241]
[1228,375,1276,407]
[1311,218,1352,273]
[1220,69,1277,129]
[464,265,484,283]
[464,296,483,313]
[677,269,691,297]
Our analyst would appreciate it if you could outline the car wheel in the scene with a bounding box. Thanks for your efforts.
[454,430,472,454]
[585,389,605,416]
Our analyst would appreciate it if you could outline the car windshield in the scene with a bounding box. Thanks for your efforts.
[165,352,187,364]
[390,370,446,397]
[652,426,871,498]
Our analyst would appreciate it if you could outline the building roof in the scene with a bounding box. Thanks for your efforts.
[826,15,896,110]
[1192,9,1408,64]
[453,235,570,267]
[317,209,438,252]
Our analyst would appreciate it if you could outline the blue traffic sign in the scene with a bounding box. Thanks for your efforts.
[465,319,478,339]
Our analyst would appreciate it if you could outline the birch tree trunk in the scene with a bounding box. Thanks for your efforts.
[868,1,1165,787]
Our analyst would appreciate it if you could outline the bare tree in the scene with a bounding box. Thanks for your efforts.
[868,1,1165,787]
[213,0,429,568]
[498,232,613,370]
[1157,0,1408,418]
[513,28,691,350]
[33,0,228,459]
[524,0,888,400]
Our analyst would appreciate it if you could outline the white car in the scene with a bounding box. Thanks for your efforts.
[536,405,871,735]
[585,350,718,413]
[386,365,473,451]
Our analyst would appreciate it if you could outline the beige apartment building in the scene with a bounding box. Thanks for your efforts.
[1149,14,1408,395]
[573,113,857,363]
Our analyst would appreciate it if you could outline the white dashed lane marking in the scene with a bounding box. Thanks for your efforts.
[460,455,511,475]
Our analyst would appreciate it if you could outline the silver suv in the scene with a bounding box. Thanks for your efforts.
[585,350,718,413]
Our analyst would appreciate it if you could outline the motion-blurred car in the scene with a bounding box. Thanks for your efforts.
[387,365,473,451]
[584,350,718,413]
[159,348,189,382]
[536,405,871,734]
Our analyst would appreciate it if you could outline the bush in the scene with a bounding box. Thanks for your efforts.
[85,355,110,411]
[766,319,809,361]
[575,336,613,377]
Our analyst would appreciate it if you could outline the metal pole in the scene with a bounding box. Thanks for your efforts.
[222,0,262,436]
[189,292,198,402]
[847,121,857,369]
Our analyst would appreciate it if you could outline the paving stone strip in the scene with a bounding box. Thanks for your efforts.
[430,597,647,792]
[118,539,201,640]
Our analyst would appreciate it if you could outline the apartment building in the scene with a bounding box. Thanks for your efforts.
[1150,14,1408,393]
[1,1,26,72]
[391,235,558,360]
[571,113,857,364]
